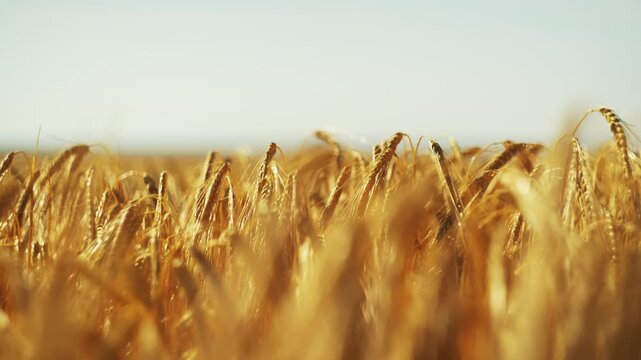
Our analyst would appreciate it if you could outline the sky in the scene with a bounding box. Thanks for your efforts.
[1,0,640,153]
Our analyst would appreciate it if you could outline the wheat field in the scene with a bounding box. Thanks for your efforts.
[1,107,640,359]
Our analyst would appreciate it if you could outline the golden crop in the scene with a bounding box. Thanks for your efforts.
[0,108,640,359]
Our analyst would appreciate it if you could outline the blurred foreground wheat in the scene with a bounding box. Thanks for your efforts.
[1,108,641,359]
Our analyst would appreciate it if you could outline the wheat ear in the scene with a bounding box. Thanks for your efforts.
[356,132,404,214]
[463,142,530,206]
[599,108,641,221]
[36,145,89,190]
[200,162,230,226]
[319,166,351,230]
[256,143,278,200]
[598,108,633,178]
[201,151,218,183]
[430,140,464,219]
[0,152,16,186]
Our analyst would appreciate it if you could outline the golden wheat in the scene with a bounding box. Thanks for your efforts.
[0,108,641,359]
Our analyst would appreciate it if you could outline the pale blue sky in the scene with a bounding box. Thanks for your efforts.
[1,0,640,152]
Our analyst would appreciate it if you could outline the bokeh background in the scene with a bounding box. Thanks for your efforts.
[1,0,640,153]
